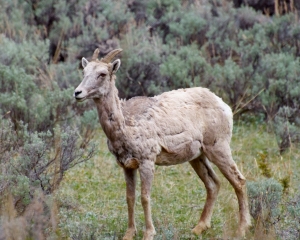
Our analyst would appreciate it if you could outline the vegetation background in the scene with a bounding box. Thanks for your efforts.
[0,0,299,239]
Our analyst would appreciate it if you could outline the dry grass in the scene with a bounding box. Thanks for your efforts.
[0,192,59,240]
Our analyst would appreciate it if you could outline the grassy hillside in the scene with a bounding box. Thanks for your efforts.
[57,121,300,239]
[1,0,300,239]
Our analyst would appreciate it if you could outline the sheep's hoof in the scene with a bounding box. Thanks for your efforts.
[123,227,136,240]
[142,229,156,240]
[192,221,211,235]
[236,222,251,238]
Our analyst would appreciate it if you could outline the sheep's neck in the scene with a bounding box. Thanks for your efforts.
[94,82,125,141]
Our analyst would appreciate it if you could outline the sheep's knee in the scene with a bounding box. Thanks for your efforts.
[141,194,150,206]
[126,195,135,204]
[228,164,247,191]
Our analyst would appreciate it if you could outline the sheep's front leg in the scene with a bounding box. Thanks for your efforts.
[123,168,137,240]
[139,161,156,240]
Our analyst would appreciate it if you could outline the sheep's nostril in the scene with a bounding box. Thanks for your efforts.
[74,90,82,97]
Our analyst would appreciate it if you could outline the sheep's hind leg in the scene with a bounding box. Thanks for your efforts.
[205,142,251,237]
[139,161,156,240]
[123,168,137,240]
[189,155,220,235]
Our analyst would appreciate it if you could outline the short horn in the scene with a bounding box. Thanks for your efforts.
[101,48,123,63]
[92,48,100,60]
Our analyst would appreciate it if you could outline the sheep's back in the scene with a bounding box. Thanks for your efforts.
[122,87,232,148]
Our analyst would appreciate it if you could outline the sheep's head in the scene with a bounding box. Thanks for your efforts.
[74,48,122,101]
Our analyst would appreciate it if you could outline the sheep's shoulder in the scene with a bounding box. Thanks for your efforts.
[122,96,157,125]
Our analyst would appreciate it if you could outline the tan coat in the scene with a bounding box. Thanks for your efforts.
[118,87,232,167]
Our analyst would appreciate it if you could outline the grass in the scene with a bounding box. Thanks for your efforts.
[56,121,300,239]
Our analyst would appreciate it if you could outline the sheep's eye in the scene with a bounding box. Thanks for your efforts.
[98,73,106,78]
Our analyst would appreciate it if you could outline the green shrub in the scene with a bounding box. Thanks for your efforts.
[277,191,300,239]
[117,27,164,98]
[0,7,98,238]
[160,44,211,89]
[247,178,283,229]
[0,120,96,199]
[273,106,300,152]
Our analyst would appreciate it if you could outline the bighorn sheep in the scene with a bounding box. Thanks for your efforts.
[74,48,251,240]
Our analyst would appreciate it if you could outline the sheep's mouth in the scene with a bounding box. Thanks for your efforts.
[75,96,86,102]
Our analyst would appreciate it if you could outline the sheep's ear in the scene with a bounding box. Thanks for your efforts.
[111,59,121,73]
[82,57,89,68]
